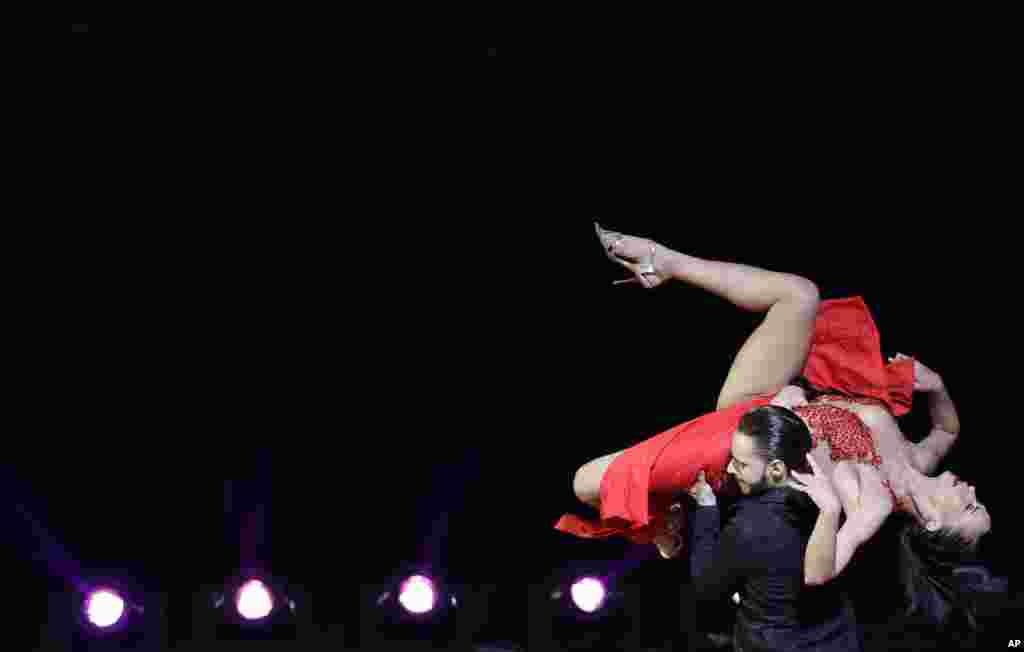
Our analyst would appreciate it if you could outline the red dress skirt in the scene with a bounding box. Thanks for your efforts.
[553,296,915,544]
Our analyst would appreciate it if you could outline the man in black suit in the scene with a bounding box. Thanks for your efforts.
[688,406,862,651]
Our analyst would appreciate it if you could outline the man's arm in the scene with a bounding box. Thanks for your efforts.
[690,505,749,603]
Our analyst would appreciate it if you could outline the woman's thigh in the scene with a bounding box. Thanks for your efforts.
[573,450,624,505]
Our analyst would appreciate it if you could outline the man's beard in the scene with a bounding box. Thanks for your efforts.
[744,471,773,496]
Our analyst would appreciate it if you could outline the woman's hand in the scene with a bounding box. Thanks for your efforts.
[889,352,944,393]
[789,454,840,514]
[689,470,717,507]
[770,385,809,409]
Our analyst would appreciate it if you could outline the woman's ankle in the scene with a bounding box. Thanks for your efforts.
[658,246,694,282]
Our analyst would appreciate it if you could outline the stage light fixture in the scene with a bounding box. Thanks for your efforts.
[533,572,632,650]
[570,577,606,613]
[83,588,126,629]
[43,575,168,651]
[235,578,274,621]
[398,574,437,615]
[193,571,309,642]
[361,568,459,648]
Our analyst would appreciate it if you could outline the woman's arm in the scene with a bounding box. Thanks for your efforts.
[910,384,960,474]
[789,455,846,585]
[804,507,841,585]
[888,354,960,475]
[804,462,891,584]
[827,502,889,581]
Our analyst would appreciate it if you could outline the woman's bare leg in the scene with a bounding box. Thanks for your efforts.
[610,235,820,410]
[575,235,820,511]
[660,249,819,409]
[573,450,624,509]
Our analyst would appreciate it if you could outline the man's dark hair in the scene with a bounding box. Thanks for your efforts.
[738,405,813,473]
[736,405,816,521]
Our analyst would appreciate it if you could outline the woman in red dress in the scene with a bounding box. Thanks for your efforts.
[561,224,823,546]
[558,225,992,624]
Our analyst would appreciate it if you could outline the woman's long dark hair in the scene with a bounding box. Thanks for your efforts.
[896,515,1005,631]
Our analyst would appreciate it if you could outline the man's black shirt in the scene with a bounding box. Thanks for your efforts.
[690,487,861,651]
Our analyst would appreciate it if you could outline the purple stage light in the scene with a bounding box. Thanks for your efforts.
[398,575,436,614]
[235,578,274,620]
[84,588,126,628]
[570,577,606,613]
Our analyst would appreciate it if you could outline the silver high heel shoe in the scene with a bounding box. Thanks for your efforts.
[594,221,664,288]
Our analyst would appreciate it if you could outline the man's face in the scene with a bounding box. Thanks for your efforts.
[726,432,768,495]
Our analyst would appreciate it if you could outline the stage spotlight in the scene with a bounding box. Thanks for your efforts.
[190,571,310,643]
[532,572,631,650]
[83,588,126,629]
[44,575,168,651]
[236,578,274,620]
[399,574,436,614]
[361,570,460,648]
[74,579,147,638]
[570,577,606,613]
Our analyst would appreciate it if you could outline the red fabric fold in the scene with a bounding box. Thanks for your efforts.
[553,396,771,543]
[801,296,914,417]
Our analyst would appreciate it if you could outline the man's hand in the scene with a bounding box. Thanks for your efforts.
[689,470,717,507]
[789,454,840,514]
[889,352,944,392]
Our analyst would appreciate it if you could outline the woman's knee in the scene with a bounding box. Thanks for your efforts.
[573,451,621,505]
[573,462,600,505]
[790,276,820,305]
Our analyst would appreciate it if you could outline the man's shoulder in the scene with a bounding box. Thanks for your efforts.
[731,490,809,532]
[734,488,794,511]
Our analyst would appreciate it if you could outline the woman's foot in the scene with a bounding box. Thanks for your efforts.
[593,222,672,288]
[653,501,685,558]
[654,533,683,559]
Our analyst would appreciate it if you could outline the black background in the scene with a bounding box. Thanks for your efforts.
[72,24,88,32]
[19,213,1018,647]
[41,36,1020,649]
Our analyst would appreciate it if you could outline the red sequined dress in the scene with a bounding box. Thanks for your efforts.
[554,296,915,544]
[795,395,886,467]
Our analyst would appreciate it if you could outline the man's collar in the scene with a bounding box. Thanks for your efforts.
[744,486,792,504]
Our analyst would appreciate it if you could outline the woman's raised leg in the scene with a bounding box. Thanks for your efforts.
[572,450,624,509]
[604,232,820,410]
